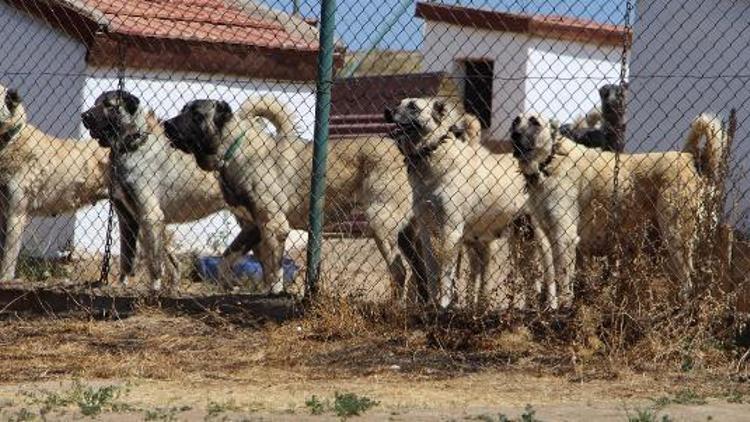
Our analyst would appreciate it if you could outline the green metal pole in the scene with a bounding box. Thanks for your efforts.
[305,0,337,299]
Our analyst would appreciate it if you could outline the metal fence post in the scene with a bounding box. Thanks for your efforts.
[305,0,337,299]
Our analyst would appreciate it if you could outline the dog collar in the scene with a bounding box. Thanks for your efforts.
[113,131,148,154]
[522,142,560,188]
[403,133,451,169]
[220,131,247,167]
[0,122,24,146]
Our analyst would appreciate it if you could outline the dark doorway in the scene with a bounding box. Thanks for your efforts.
[463,60,494,129]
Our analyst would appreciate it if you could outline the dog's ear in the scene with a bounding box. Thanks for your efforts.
[511,115,521,129]
[118,91,141,115]
[213,100,233,129]
[5,89,21,112]
[598,85,610,100]
[431,100,447,122]
[384,107,394,123]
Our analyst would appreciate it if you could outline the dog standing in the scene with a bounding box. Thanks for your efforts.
[82,90,239,290]
[163,96,420,300]
[0,85,109,280]
[511,112,726,307]
[558,83,626,152]
[385,98,555,309]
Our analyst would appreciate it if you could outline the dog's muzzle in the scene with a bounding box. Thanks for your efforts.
[510,132,531,160]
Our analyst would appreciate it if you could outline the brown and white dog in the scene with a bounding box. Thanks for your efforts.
[0,85,109,280]
[386,97,554,309]
[510,112,726,307]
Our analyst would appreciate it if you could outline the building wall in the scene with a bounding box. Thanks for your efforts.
[526,39,623,124]
[75,68,317,255]
[422,21,528,139]
[0,2,88,257]
[422,20,623,140]
[629,0,750,225]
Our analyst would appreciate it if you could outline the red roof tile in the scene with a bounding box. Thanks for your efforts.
[6,0,333,80]
[76,0,318,50]
[416,2,631,47]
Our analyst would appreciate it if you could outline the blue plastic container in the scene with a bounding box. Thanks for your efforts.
[195,255,298,284]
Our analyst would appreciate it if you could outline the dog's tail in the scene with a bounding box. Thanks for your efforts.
[683,113,727,182]
[239,94,298,139]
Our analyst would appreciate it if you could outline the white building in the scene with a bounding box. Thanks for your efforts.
[0,0,329,257]
[628,0,749,226]
[416,2,628,140]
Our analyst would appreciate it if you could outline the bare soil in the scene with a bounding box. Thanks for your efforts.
[1,310,749,421]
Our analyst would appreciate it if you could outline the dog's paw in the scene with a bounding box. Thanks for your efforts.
[439,293,453,309]
[270,280,285,295]
[151,278,162,292]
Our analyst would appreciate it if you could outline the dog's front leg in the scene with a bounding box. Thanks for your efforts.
[255,213,290,295]
[137,194,167,291]
[530,217,555,308]
[546,206,579,310]
[0,184,28,281]
[218,222,261,289]
[114,199,139,286]
[438,223,464,309]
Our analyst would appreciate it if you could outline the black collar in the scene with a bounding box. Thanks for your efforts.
[402,134,451,169]
[0,123,24,147]
[523,139,561,187]
[113,131,149,154]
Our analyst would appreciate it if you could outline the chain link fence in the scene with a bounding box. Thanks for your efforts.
[1,0,749,363]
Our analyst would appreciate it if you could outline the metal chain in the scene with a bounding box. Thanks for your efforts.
[611,0,632,235]
[96,38,125,286]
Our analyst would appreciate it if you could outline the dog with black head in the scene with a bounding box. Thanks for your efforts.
[558,83,627,152]
[82,90,236,290]
[164,95,423,301]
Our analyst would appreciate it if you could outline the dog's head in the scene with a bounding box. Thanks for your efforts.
[384,98,450,136]
[0,85,26,140]
[509,113,555,167]
[385,97,462,156]
[82,90,150,149]
[599,83,626,123]
[163,99,234,171]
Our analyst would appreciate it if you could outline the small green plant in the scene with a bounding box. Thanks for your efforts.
[23,380,124,416]
[206,399,240,419]
[145,405,191,421]
[627,407,673,422]
[17,256,69,281]
[653,388,707,407]
[305,395,327,415]
[77,384,120,416]
[332,392,379,418]
[520,405,539,422]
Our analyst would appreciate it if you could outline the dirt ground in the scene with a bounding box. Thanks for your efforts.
[1,310,749,421]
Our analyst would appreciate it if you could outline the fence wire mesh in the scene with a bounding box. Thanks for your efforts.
[1,0,749,369]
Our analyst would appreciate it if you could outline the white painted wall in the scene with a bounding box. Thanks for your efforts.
[422,20,624,140]
[526,40,622,124]
[629,0,750,226]
[0,1,87,257]
[422,21,528,139]
[76,67,317,255]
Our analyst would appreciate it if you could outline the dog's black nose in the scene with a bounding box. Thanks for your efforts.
[81,111,93,128]
[384,108,394,123]
[163,119,177,137]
